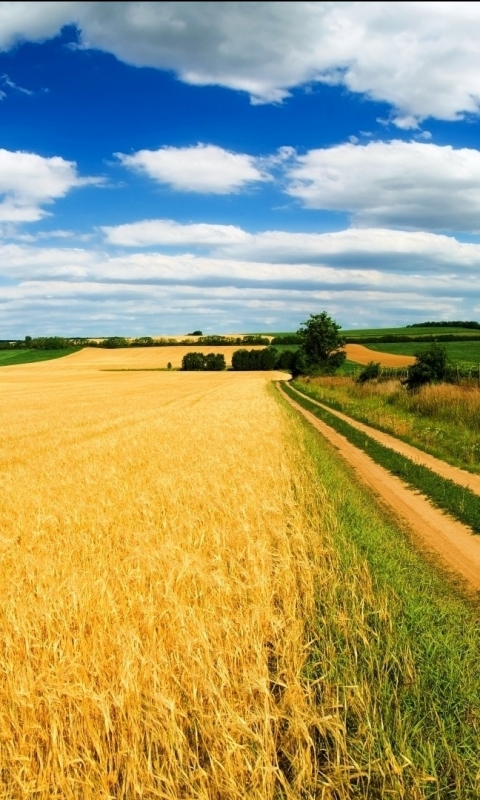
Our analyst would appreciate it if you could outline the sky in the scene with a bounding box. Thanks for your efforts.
[2,2,480,336]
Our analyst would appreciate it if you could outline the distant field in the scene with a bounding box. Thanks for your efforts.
[366,340,480,365]
[250,326,480,339]
[0,346,268,372]
[343,326,480,337]
[0,348,78,366]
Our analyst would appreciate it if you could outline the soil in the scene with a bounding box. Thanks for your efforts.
[280,384,480,593]
[345,343,415,367]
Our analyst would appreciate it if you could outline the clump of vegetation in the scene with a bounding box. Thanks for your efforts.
[187,329,202,336]
[181,351,226,370]
[407,319,480,329]
[356,360,381,383]
[231,347,278,370]
[404,343,448,391]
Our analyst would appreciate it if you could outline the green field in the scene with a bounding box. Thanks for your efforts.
[343,326,480,337]
[0,348,79,366]
[365,340,480,366]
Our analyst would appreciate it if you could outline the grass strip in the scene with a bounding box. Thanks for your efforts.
[282,380,480,533]
[275,385,480,797]
[0,348,79,366]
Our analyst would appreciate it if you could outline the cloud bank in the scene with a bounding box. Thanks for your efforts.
[2,3,480,124]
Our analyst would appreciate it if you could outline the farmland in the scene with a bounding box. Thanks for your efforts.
[0,348,79,366]
[1,350,480,796]
[363,339,480,366]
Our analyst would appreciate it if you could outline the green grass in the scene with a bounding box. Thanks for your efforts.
[0,348,79,366]
[343,326,480,338]
[276,386,480,797]
[338,358,361,376]
[284,380,480,532]
[365,340,480,367]
[293,376,480,473]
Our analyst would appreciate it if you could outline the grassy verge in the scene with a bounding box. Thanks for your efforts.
[275,384,480,798]
[282,381,480,532]
[295,376,480,473]
[0,348,79,366]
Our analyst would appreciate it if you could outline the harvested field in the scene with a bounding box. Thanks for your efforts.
[345,343,415,367]
[4,345,266,372]
[0,358,326,798]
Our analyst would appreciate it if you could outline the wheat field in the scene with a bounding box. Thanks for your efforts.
[0,357,335,798]
[34,345,265,371]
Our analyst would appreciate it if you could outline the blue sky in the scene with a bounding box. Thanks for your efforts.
[2,2,480,335]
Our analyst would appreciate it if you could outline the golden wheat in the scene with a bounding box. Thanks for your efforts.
[0,358,334,798]
[28,344,265,371]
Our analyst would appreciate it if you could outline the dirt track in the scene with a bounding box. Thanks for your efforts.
[288,384,480,496]
[345,343,415,367]
[279,384,480,592]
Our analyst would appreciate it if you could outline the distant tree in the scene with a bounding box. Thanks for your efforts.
[181,352,226,371]
[167,362,172,370]
[182,352,206,370]
[133,336,154,347]
[404,344,448,391]
[231,347,279,371]
[205,353,226,371]
[296,312,346,374]
[103,337,129,349]
[187,330,203,336]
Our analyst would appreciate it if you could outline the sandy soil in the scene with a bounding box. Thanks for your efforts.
[345,343,415,367]
[280,384,480,593]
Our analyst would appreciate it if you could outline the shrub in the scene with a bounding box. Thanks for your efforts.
[357,361,381,384]
[404,343,448,391]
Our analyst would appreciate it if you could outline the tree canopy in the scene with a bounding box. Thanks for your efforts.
[296,312,346,375]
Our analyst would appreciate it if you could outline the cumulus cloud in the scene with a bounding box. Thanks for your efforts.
[0,148,100,222]
[3,3,480,124]
[100,218,480,274]
[116,144,269,194]
[1,225,479,335]
[102,219,250,247]
[286,140,480,231]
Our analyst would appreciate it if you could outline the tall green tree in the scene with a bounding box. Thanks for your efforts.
[296,312,346,374]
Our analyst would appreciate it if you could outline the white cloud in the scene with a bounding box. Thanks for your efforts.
[0,148,100,222]
[102,219,250,247]
[286,140,480,231]
[116,144,269,194]
[100,218,480,273]
[1,227,480,335]
[4,3,480,124]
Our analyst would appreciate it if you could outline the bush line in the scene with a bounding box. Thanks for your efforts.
[281,381,480,533]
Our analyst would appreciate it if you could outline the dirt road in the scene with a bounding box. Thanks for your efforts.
[287,384,480,496]
[345,343,415,367]
[279,384,480,593]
